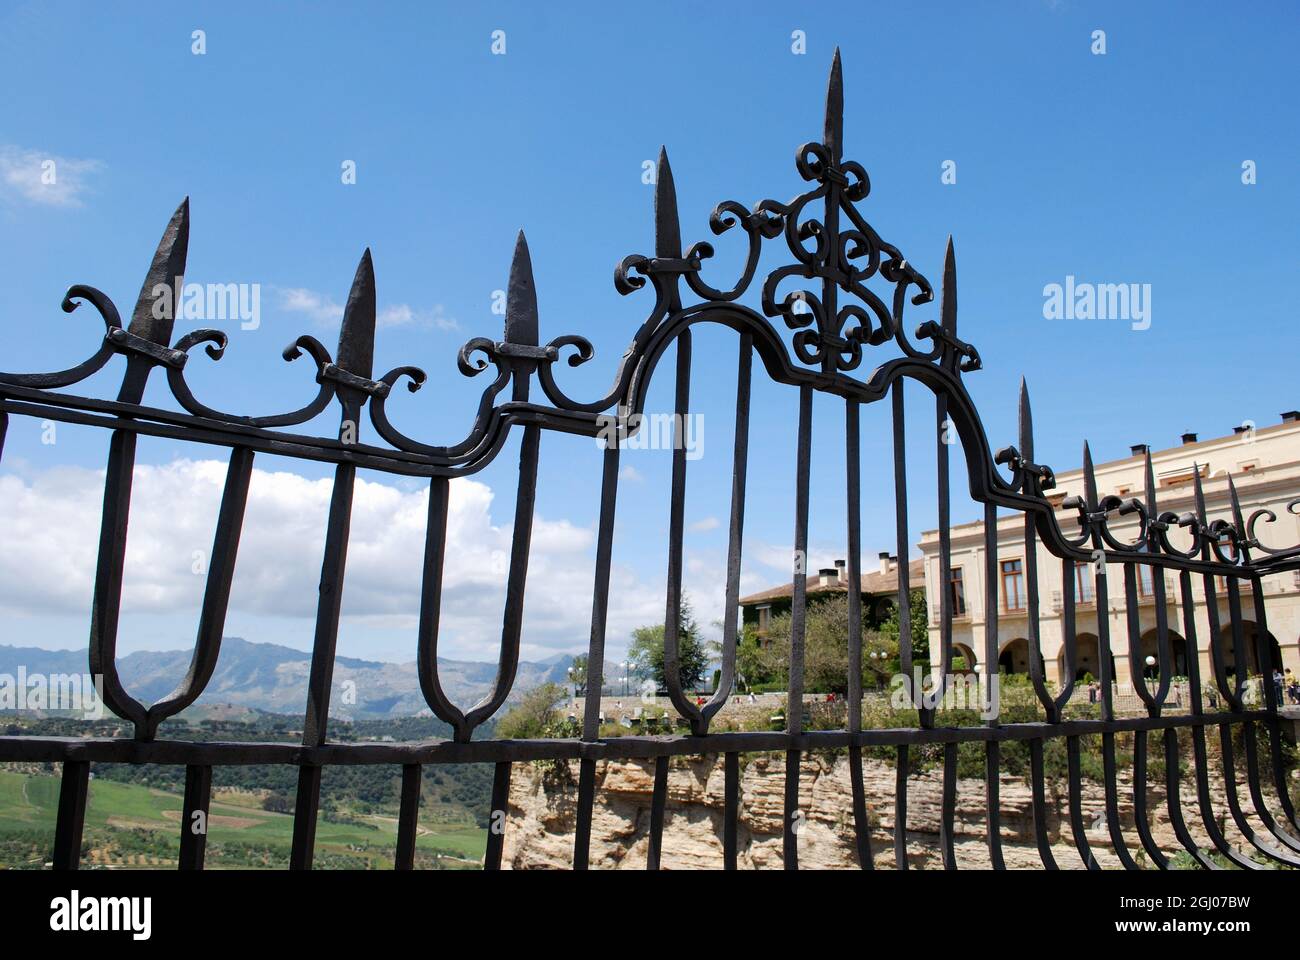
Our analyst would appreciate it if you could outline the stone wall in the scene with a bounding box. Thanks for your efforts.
[500,750,1277,869]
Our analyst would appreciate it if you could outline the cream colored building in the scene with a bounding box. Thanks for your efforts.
[918,414,1300,689]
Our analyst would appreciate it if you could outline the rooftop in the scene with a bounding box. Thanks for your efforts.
[739,557,926,606]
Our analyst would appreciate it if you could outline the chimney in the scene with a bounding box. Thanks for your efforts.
[889,554,898,572]
[835,559,847,584]
[1181,431,1197,445]
[818,567,839,588]
[1232,425,1248,435]
[1130,443,1148,456]
[878,551,890,575]
[1282,411,1300,423]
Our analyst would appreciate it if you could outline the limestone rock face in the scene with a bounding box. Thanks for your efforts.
[499,752,1253,869]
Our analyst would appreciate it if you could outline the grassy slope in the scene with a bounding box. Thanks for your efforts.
[0,770,485,869]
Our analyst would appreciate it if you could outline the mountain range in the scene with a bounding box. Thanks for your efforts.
[0,638,616,720]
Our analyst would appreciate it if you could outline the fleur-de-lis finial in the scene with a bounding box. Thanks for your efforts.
[335,248,376,380]
[824,47,844,165]
[117,198,190,403]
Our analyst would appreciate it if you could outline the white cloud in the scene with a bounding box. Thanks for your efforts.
[277,287,459,332]
[0,459,665,660]
[688,516,720,533]
[0,145,102,208]
[618,465,644,483]
[748,541,840,574]
[278,287,342,325]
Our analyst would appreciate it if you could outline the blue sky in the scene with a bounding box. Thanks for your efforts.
[0,1,1296,677]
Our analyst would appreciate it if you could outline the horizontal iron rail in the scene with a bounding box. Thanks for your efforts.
[0,711,1278,765]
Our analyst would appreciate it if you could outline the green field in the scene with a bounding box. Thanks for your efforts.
[0,769,486,869]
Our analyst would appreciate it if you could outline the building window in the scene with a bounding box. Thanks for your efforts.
[1074,562,1094,604]
[757,605,771,633]
[1137,565,1155,597]
[948,567,966,616]
[1001,559,1025,611]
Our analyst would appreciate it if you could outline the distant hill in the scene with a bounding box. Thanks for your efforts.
[0,638,615,720]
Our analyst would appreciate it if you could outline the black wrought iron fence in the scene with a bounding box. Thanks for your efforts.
[2,51,1299,871]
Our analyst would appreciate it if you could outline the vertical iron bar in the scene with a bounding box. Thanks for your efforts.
[573,760,596,870]
[302,460,358,747]
[1124,564,1157,713]
[463,424,541,733]
[845,398,872,870]
[147,446,255,737]
[289,765,321,870]
[1022,510,1053,717]
[891,383,916,717]
[939,741,957,869]
[52,760,89,870]
[894,744,909,869]
[1163,726,1219,868]
[787,384,813,736]
[646,756,669,870]
[707,334,752,725]
[88,430,146,734]
[1028,738,1058,869]
[573,444,622,868]
[484,761,512,870]
[1095,552,1139,868]
[662,332,693,719]
[982,503,1005,868]
[724,751,739,870]
[845,399,862,732]
[848,746,873,869]
[1065,737,1098,869]
[783,385,812,871]
[574,759,598,868]
[178,763,212,870]
[1131,730,1169,868]
[395,763,422,870]
[933,393,952,715]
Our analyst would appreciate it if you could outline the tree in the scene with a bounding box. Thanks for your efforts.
[628,597,710,692]
[567,654,589,696]
[757,593,896,694]
[879,589,930,668]
[496,682,568,740]
[736,623,774,691]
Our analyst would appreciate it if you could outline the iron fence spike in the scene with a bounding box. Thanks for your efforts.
[1018,376,1033,463]
[824,47,844,163]
[940,235,956,341]
[335,248,376,378]
[505,230,538,345]
[1082,440,1098,506]
[654,146,682,261]
[127,197,190,345]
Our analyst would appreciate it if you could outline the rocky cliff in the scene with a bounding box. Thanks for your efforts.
[501,751,1269,869]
